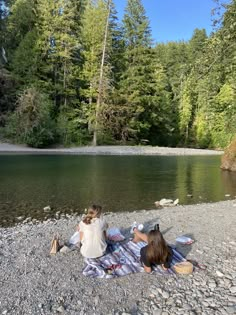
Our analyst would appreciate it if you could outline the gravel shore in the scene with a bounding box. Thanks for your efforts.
[1,200,236,315]
[0,142,223,155]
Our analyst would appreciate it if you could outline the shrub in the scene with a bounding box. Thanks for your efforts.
[5,87,55,147]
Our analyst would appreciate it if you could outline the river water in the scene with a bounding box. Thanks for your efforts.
[0,155,236,226]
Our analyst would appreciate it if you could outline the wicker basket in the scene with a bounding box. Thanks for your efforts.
[173,261,193,274]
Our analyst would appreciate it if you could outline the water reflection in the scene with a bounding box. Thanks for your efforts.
[0,155,235,226]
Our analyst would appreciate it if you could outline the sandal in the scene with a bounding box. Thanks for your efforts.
[187,259,207,270]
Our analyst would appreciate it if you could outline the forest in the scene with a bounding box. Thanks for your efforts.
[0,0,235,148]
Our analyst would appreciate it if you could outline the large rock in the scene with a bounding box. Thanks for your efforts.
[221,138,236,171]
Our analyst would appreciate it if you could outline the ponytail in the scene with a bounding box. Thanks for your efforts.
[82,204,102,225]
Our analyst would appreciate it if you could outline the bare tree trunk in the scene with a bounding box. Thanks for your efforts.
[63,45,67,108]
[92,0,111,146]
[63,62,67,108]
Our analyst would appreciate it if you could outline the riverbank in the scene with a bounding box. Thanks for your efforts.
[1,200,236,315]
[0,142,223,155]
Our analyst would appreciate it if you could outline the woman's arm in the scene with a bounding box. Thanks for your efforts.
[133,228,148,243]
[102,219,108,239]
[79,231,84,241]
[143,264,152,273]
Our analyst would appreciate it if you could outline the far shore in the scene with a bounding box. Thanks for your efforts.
[0,142,224,155]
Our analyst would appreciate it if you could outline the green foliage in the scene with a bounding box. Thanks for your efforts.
[2,0,236,148]
[11,29,38,83]
[6,0,36,60]
[5,87,55,147]
[34,0,81,109]
[56,107,91,146]
[117,0,160,143]
[0,68,18,126]
[80,0,111,102]
[188,28,208,62]
[194,111,211,148]
[179,78,193,141]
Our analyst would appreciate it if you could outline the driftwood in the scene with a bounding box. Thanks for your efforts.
[155,198,179,208]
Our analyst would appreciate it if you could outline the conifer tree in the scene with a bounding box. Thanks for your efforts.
[118,0,171,144]
[6,0,36,61]
[80,0,113,144]
[35,0,81,109]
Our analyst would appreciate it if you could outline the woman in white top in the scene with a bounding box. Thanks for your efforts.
[78,205,108,258]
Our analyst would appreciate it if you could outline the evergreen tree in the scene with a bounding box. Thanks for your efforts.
[118,0,154,142]
[6,0,36,61]
[179,76,195,143]
[0,0,7,65]
[80,0,113,144]
[188,28,208,62]
[35,0,80,109]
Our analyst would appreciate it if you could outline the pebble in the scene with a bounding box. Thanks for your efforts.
[228,296,236,302]
[229,286,236,293]
[161,291,170,299]
[152,310,162,315]
[208,281,216,289]
[216,270,224,277]
[56,306,65,313]
[225,306,236,314]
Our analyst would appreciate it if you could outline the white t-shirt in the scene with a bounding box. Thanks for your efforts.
[79,216,108,258]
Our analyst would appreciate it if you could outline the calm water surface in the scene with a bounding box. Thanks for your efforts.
[0,155,236,226]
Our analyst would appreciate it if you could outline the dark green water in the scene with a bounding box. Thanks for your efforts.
[0,155,236,226]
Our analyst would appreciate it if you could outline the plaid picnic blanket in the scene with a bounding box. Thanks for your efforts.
[82,241,185,278]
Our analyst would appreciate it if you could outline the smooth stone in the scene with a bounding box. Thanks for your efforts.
[228,296,236,302]
[57,306,65,313]
[208,282,216,289]
[229,286,236,293]
[183,304,192,310]
[94,296,99,306]
[161,291,169,299]
[216,270,224,277]
[225,306,236,314]
[152,310,162,315]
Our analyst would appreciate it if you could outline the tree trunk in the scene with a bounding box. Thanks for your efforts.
[92,0,111,146]
[63,45,67,108]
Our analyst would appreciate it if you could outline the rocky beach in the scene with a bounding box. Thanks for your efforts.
[1,200,236,315]
[0,142,223,156]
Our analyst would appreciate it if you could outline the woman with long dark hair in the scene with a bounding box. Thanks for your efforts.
[133,227,173,273]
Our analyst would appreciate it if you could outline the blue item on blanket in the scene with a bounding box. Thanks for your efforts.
[82,241,186,278]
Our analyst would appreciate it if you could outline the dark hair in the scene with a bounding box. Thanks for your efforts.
[82,204,102,225]
[146,230,169,265]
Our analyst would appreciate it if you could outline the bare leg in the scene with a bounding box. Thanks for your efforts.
[132,229,148,243]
